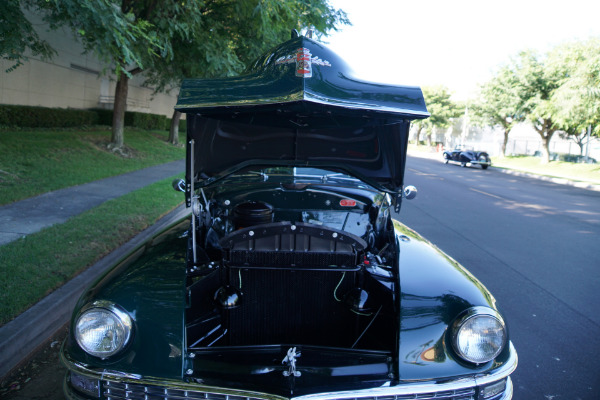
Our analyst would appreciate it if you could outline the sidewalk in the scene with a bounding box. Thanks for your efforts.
[0,159,189,379]
[0,159,185,246]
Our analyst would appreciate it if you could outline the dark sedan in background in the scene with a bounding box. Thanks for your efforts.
[444,146,492,169]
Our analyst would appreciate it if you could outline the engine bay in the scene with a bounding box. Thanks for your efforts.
[184,180,399,352]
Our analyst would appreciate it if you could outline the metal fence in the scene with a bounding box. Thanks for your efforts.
[506,138,599,161]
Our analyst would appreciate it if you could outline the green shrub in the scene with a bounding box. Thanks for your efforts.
[0,105,98,128]
[0,104,175,131]
[92,108,113,126]
[178,118,187,132]
[163,117,187,132]
[90,108,168,130]
[128,111,168,130]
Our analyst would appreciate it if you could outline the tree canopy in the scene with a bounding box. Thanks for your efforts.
[473,38,600,163]
[4,0,349,151]
[1,0,56,72]
[470,64,524,156]
[548,38,600,153]
[413,85,461,146]
[142,0,349,144]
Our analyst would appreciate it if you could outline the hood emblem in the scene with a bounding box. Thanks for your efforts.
[275,48,331,78]
[282,347,301,377]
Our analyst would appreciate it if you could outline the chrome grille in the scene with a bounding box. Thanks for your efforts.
[103,381,476,400]
[104,381,262,400]
[330,388,476,400]
[394,387,476,399]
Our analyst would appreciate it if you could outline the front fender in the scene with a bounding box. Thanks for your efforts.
[394,220,514,381]
[459,152,476,162]
[62,219,190,380]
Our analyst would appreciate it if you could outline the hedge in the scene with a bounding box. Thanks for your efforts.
[0,105,98,128]
[0,104,184,131]
[93,109,186,131]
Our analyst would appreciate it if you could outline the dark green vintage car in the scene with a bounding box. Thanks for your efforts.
[61,32,517,400]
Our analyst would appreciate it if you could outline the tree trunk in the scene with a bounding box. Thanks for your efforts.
[111,73,130,150]
[169,110,182,145]
[538,128,556,164]
[414,126,423,146]
[531,118,557,164]
[501,128,510,157]
[539,136,551,164]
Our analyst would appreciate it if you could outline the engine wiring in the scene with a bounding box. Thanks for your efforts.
[333,272,346,302]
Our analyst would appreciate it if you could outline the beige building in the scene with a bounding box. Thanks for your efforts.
[0,9,178,117]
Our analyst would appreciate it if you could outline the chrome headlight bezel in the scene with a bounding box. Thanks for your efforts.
[451,306,507,364]
[74,300,133,359]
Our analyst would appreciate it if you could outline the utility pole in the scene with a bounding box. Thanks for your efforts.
[585,124,591,163]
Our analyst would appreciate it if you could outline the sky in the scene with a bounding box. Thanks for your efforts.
[325,0,600,100]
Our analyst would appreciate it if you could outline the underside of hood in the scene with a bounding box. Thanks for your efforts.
[175,34,429,194]
[184,116,410,194]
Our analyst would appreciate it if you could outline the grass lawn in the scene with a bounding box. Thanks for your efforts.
[493,156,600,184]
[0,127,185,205]
[0,176,185,325]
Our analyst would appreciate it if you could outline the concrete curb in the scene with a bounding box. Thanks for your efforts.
[0,204,191,379]
[491,167,600,192]
[408,151,600,192]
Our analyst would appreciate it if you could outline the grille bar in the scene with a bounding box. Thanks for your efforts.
[103,381,476,400]
[229,249,358,269]
[105,381,261,400]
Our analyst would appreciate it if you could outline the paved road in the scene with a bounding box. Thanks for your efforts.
[399,156,600,400]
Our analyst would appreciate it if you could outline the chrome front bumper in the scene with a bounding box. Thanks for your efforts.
[62,343,517,400]
[469,160,492,166]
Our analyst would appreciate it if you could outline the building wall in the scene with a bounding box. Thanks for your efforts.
[0,9,178,117]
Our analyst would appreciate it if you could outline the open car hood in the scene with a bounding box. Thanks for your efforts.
[175,35,429,194]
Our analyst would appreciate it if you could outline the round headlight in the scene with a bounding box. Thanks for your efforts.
[75,301,132,359]
[452,307,506,364]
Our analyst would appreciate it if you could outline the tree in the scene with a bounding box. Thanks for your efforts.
[548,38,600,154]
[510,50,564,164]
[6,1,348,152]
[0,1,56,72]
[471,65,524,156]
[413,86,461,146]
[5,0,165,152]
[28,0,205,153]
[143,0,349,145]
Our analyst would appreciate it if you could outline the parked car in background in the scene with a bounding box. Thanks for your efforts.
[444,146,492,169]
[61,32,516,400]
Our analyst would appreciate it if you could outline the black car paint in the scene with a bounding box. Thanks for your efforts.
[61,33,515,400]
[443,148,491,169]
[62,174,507,393]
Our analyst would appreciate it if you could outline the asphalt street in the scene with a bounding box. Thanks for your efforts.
[399,155,600,400]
